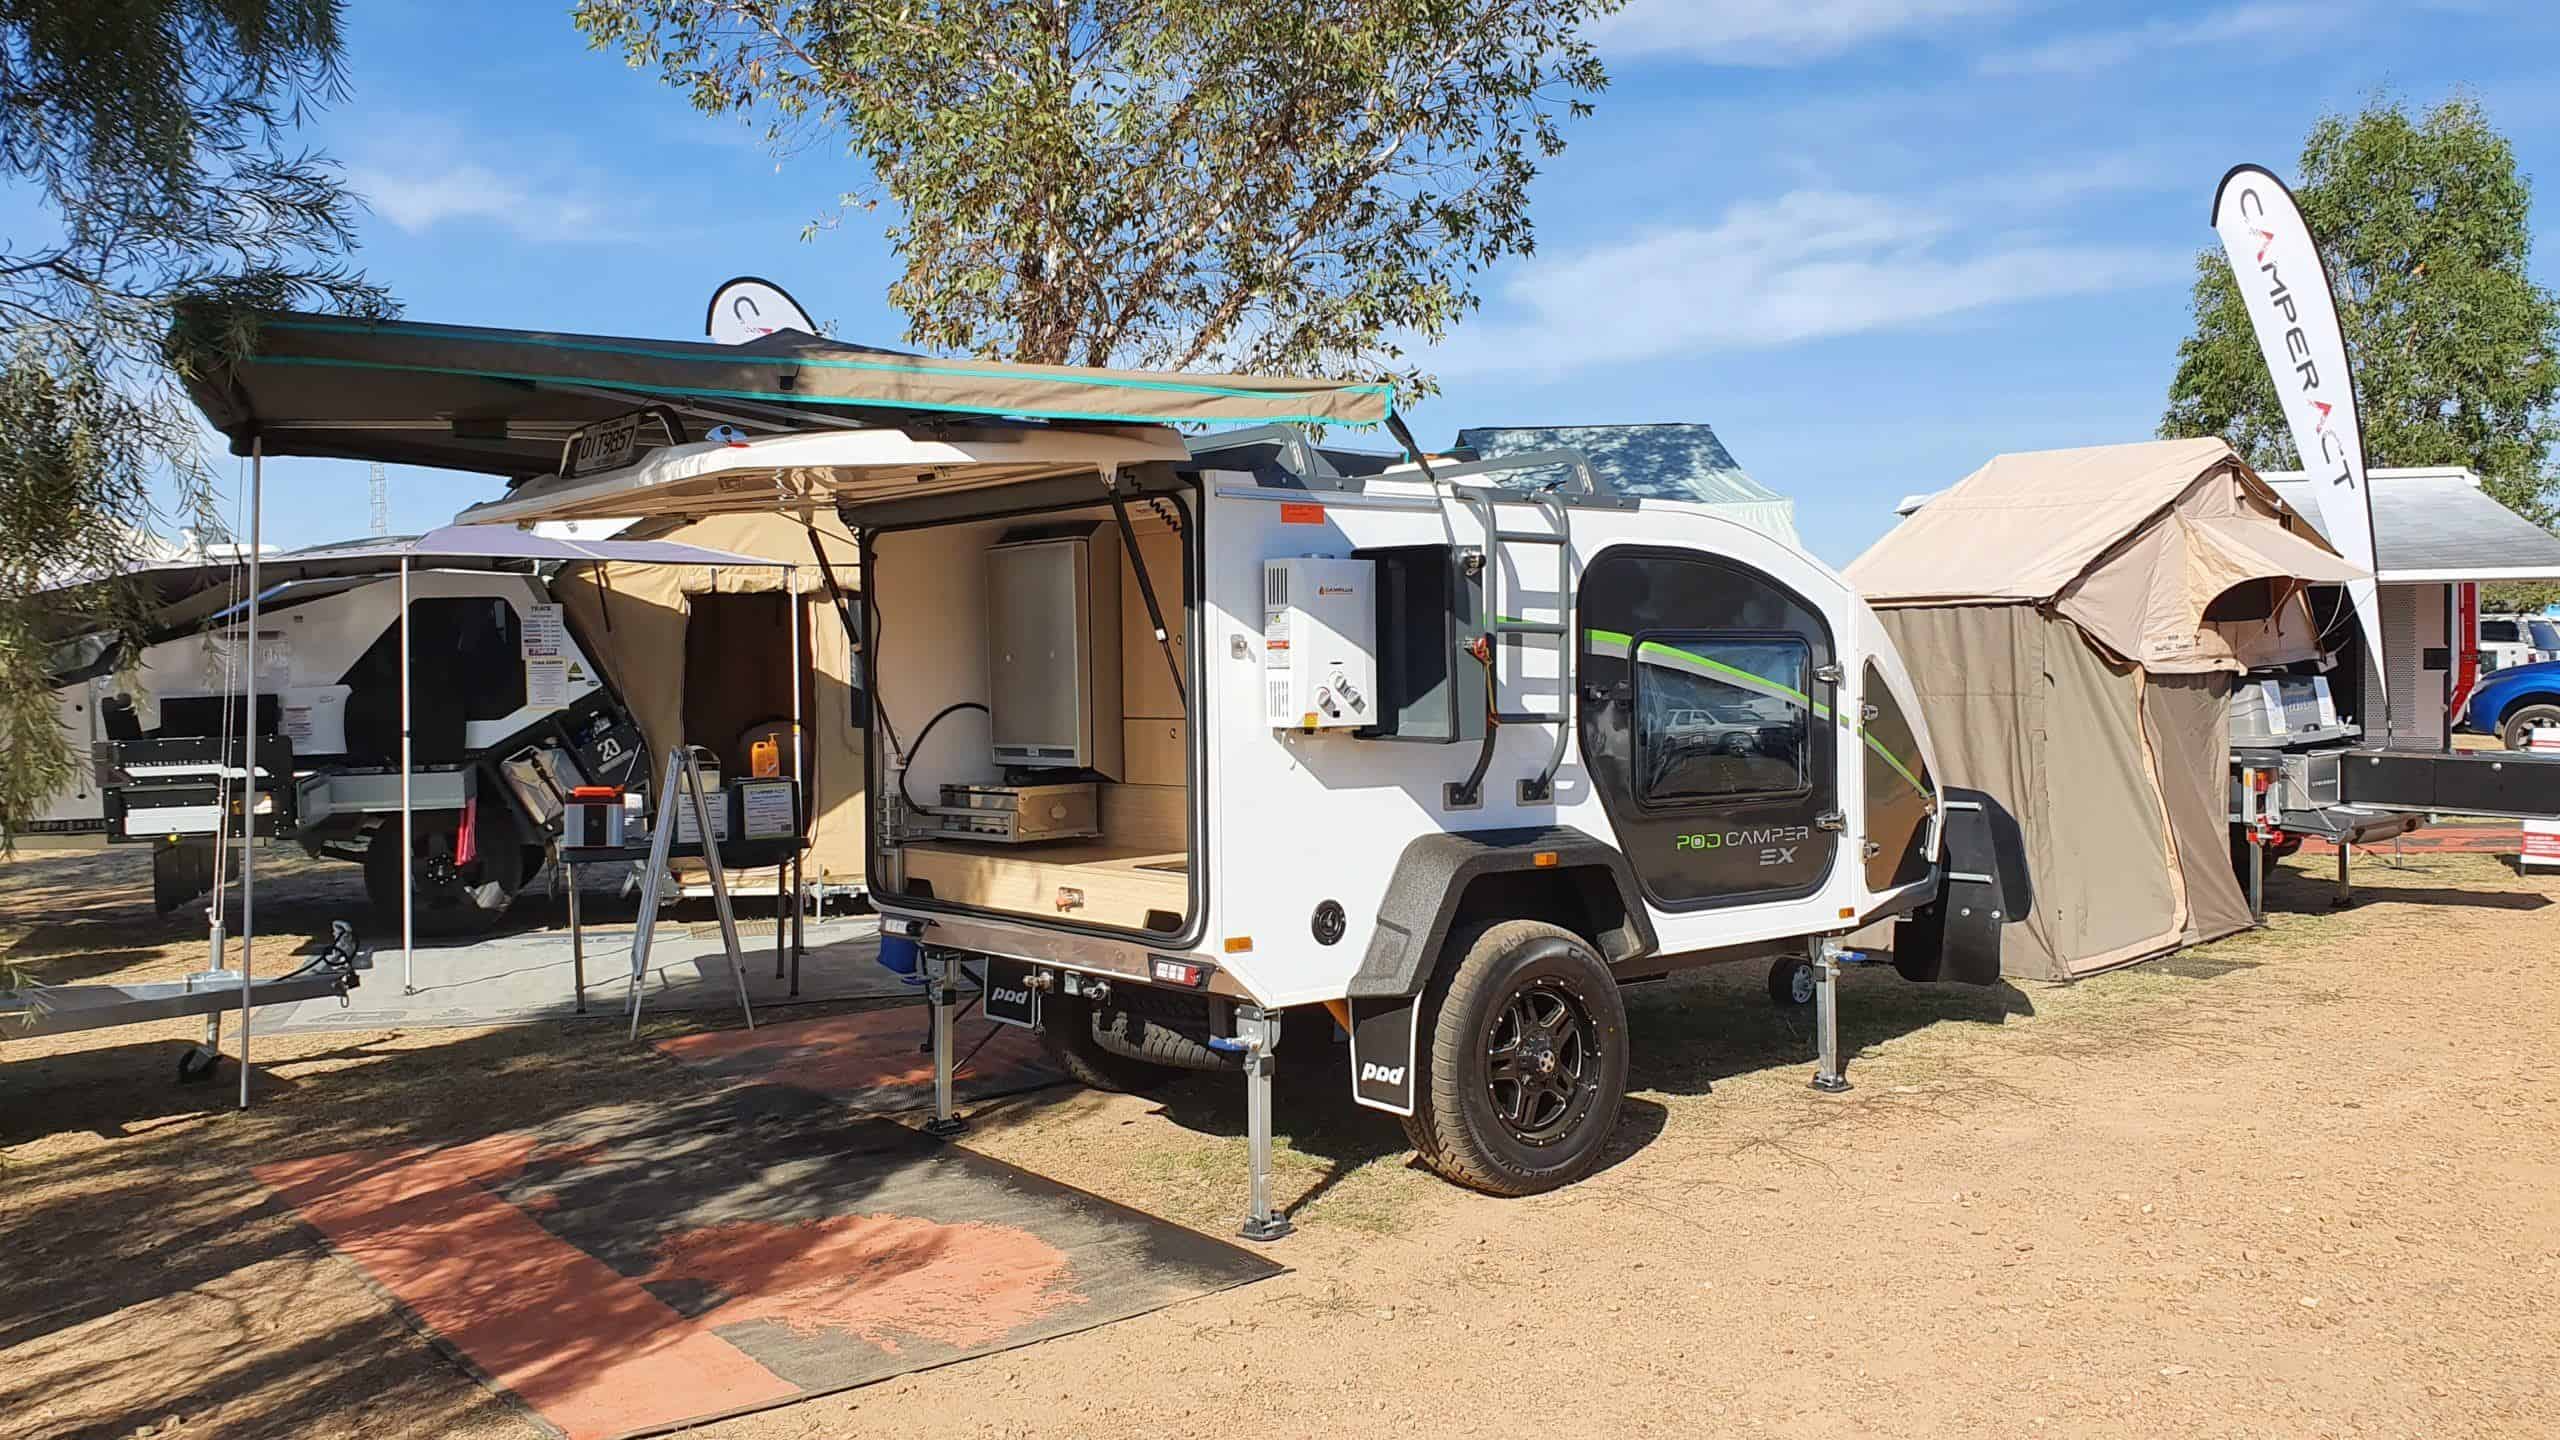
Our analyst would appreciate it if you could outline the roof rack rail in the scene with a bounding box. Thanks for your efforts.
[1413,447,1637,511]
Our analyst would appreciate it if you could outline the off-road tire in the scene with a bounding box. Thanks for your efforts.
[1401,919,1629,1197]
[1038,991,1190,1093]
[2500,702,2560,752]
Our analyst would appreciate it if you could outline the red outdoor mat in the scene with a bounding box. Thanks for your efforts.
[652,1002,1061,1112]
[258,1086,1282,1440]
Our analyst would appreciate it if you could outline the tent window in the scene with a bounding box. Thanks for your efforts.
[2204,578,2278,623]
[1631,632,1812,804]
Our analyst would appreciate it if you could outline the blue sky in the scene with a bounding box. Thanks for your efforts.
[162,0,2560,566]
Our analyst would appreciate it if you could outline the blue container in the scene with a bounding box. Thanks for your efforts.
[877,933,925,984]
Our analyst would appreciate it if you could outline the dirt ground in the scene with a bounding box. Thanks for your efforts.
[5,842,2557,1440]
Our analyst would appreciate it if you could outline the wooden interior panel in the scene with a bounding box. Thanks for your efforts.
[1100,782,1187,851]
[1122,719,1185,788]
[902,839,1187,932]
[1120,522,1188,720]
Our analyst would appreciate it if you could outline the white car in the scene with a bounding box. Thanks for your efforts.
[2480,613,2560,673]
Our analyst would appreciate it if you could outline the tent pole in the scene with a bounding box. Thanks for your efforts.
[401,555,415,995]
[238,438,263,1110]
[786,561,802,987]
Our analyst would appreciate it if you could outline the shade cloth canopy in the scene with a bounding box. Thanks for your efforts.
[1850,437,2363,674]
[188,312,1393,478]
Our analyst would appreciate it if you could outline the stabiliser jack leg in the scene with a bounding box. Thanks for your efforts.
[1809,938,1851,1095]
[1235,1005,1291,1242]
[923,948,968,1138]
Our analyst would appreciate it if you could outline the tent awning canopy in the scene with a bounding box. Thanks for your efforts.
[455,427,1195,527]
[188,312,1393,479]
[1851,437,2364,674]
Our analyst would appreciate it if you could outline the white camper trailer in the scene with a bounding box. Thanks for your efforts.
[465,422,2014,1237]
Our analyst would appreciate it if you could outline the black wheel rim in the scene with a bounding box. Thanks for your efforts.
[1482,978,1601,1146]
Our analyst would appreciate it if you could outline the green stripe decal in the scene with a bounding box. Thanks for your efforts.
[259,318,1395,420]
[1582,627,1933,801]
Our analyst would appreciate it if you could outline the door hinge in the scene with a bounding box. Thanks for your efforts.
[1813,663,1843,685]
[1815,810,1847,832]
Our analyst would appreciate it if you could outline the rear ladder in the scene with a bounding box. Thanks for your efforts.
[1431,450,1612,808]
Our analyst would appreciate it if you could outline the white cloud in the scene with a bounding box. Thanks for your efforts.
[1592,0,2017,66]
[1429,189,2179,378]
[1977,3,2324,76]
[353,161,603,238]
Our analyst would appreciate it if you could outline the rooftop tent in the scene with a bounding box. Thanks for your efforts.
[187,312,1395,477]
[456,425,1197,526]
[1452,424,1801,546]
[1848,438,2365,982]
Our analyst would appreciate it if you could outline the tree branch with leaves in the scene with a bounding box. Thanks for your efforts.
[574,0,1619,398]
[2163,95,2560,561]
[0,0,392,845]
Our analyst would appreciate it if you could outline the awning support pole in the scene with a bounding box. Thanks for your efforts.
[400,554,415,994]
[782,560,800,987]
[237,437,263,1110]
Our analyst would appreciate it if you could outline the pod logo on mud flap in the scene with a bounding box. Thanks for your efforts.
[1676,824,1813,867]
[991,984,1033,1009]
[1359,1061,1406,1087]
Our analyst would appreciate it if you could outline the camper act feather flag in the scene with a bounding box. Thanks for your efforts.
[2210,163,2387,717]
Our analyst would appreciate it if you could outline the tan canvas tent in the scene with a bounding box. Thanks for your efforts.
[550,511,869,894]
[1848,439,2364,980]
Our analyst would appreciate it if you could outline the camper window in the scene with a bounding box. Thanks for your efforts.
[1633,633,1812,803]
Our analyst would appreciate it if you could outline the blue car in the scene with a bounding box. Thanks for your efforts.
[2464,658,2560,749]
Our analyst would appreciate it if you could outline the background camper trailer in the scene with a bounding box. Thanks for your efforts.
[41,536,685,932]
[464,419,2022,1236]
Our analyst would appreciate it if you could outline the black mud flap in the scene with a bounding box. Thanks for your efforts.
[1347,995,1420,1116]
[982,957,1041,1029]
[1892,787,2026,986]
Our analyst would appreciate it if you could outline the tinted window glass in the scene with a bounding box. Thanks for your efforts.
[2532,620,2560,651]
[1634,634,1810,802]
[2483,620,2521,644]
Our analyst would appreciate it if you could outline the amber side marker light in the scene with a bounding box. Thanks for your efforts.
[1532,851,1559,868]
[1223,937,1254,954]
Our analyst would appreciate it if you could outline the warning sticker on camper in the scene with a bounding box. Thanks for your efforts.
[522,603,566,659]
[1280,503,1324,525]
[1263,607,1290,668]
[526,657,569,710]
